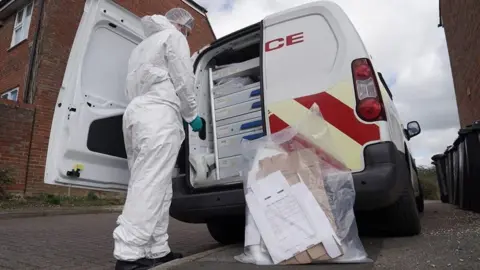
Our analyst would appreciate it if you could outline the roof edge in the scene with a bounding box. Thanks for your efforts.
[0,0,29,21]
[184,0,207,13]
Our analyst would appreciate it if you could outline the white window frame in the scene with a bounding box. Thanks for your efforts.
[1,87,19,101]
[11,1,34,48]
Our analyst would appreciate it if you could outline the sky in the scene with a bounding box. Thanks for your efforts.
[195,0,460,167]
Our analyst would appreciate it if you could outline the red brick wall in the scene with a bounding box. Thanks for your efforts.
[441,0,480,127]
[114,0,216,52]
[0,0,42,102]
[21,0,215,195]
[0,101,35,192]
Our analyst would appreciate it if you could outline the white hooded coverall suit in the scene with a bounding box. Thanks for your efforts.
[113,15,198,261]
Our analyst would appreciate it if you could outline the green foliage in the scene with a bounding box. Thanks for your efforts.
[87,191,99,201]
[417,165,440,200]
[43,194,61,205]
[0,168,14,199]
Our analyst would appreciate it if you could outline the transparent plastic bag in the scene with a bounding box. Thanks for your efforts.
[234,104,370,265]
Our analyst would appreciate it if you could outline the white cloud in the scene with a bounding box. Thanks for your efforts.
[197,0,459,166]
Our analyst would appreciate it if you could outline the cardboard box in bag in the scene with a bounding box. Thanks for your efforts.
[252,148,343,264]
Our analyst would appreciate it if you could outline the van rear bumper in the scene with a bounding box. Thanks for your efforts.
[352,142,410,211]
[170,142,409,223]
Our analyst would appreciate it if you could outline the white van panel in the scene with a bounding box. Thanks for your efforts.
[261,1,386,173]
[44,0,144,191]
[81,27,136,106]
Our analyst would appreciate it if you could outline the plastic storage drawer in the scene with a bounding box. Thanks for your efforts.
[212,57,260,82]
[215,86,261,109]
[216,111,263,127]
[215,98,262,121]
[213,82,261,99]
[217,131,265,159]
[218,155,244,179]
[217,117,263,138]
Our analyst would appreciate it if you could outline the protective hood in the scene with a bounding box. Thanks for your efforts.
[141,15,175,37]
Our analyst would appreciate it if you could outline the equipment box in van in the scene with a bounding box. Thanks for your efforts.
[45,0,424,244]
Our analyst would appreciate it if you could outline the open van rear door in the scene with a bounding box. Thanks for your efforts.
[44,0,144,191]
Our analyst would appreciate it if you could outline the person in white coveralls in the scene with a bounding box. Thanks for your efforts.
[113,8,203,270]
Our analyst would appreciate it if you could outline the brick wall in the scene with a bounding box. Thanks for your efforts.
[115,0,216,52]
[0,0,42,101]
[21,0,215,195]
[441,0,480,127]
[0,101,35,192]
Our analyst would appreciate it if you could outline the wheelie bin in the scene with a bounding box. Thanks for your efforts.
[451,139,460,206]
[444,146,454,204]
[459,121,480,213]
[432,153,448,203]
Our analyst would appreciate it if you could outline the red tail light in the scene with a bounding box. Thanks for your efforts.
[351,58,386,122]
[357,98,382,121]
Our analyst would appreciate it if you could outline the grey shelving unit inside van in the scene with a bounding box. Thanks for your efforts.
[208,57,265,181]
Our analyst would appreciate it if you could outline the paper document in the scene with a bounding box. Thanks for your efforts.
[247,171,321,263]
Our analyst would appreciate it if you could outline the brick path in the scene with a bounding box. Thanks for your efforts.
[0,213,219,269]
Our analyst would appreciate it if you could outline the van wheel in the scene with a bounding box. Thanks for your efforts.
[358,182,421,237]
[416,180,425,213]
[207,217,245,245]
[385,182,421,236]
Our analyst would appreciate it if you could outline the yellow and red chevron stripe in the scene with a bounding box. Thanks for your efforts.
[267,80,381,171]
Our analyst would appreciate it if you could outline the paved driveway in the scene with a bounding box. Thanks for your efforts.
[167,201,480,270]
[2,202,479,270]
[0,214,219,269]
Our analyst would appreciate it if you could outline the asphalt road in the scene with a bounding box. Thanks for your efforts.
[1,201,479,270]
[0,213,219,269]
[170,201,480,270]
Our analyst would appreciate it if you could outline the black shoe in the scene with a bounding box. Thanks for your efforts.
[152,252,184,266]
[115,258,155,270]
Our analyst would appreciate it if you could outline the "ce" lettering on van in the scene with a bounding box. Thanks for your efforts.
[264,32,304,52]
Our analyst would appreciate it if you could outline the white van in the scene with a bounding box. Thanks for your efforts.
[45,0,424,243]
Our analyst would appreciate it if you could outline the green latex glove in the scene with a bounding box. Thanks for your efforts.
[189,116,203,132]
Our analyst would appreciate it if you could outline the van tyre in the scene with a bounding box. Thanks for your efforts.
[416,180,425,213]
[207,217,245,245]
[385,183,421,236]
[357,182,421,237]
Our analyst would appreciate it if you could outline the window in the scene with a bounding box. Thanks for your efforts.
[11,2,34,47]
[1,88,19,101]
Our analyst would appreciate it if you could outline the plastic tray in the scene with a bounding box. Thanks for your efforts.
[212,57,260,82]
[217,130,265,159]
[217,117,263,138]
[215,98,262,121]
[213,82,261,99]
[214,85,261,109]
